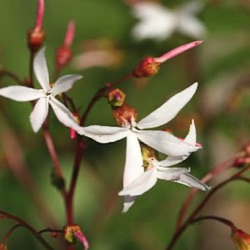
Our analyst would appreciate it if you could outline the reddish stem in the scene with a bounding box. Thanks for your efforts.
[0,210,53,249]
[42,126,67,201]
[176,152,244,230]
[166,174,250,250]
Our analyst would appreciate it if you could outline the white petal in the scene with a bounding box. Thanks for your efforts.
[121,132,144,212]
[157,167,189,180]
[159,120,197,166]
[122,196,137,213]
[135,130,199,156]
[173,172,210,191]
[51,75,83,96]
[132,3,176,41]
[123,131,144,188]
[49,96,81,130]
[184,119,196,144]
[79,125,128,143]
[0,86,44,101]
[34,47,50,91]
[119,168,157,196]
[30,97,49,132]
[137,83,198,129]
[178,15,206,39]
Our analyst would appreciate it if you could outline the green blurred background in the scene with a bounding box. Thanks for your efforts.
[0,0,250,249]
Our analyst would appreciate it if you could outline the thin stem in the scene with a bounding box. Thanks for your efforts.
[0,210,53,250]
[66,136,85,225]
[0,70,23,85]
[190,215,236,230]
[176,152,244,230]
[165,174,250,250]
[29,52,35,87]
[42,125,67,201]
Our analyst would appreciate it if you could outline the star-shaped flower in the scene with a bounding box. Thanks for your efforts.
[131,1,206,41]
[119,120,210,212]
[0,48,82,132]
[78,82,201,211]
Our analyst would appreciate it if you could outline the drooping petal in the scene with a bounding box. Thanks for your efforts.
[135,129,199,156]
[119,167,157,196]
[79,125,128,143]
[122,196,137,214]
[178,15,206,39]
[137,83,198,129]
[49,96,81,130]
[30,97,49,132]
[0,86,44,101]
[34,47,50,92]
[157,167,189,181]
[159,120,197,167]
[172,172,210,191]
[52,75,83,96]
[122,131,144,212]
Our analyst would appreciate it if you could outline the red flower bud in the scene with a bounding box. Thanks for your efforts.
[232,228,250,250]
[112,103,138,127]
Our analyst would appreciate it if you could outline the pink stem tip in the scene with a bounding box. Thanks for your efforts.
[155,40,203,63]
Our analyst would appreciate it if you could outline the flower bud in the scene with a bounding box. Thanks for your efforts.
[133,57,160,78]
[27,0,45,52]
[108,89,126,107]
[64,225,89,249]
[27,28,45,52]
[232,228,250,250]
[112,103,138,127]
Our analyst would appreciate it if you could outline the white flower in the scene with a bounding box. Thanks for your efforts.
[0,48,82,132]
[119,120,210,212]
[131,1,206,41]
[78,82,201,212]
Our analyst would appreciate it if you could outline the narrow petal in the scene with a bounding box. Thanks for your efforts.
[122,131,144,212]
[30,97,49,132]
[157,167,189,180]
[119,168,157,196]
[49,96,81,130]
[123,131,144,188]
[34,47,50,91]
[78,125,128,143]
[184,119,196,144]
[135,130,199,156]
[0,86,44,101]
[137,82,198,129]
[122,196,137,213]
[172,172,210,191]
[52,75,83,96]
[159,120,197,167]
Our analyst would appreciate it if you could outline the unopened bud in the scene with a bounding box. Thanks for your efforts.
[133,57,160,78]
[27,28,45,52]
[112,103,138,127]
[232,228,250,250]
[56,46,72,69]
[64,225,89,249]
[108,89,126,107]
